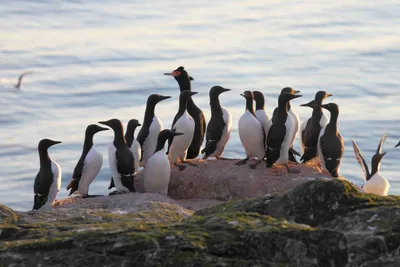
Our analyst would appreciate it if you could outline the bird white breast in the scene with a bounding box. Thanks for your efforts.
[143,150,171,195]
[210,107,232,158]
[275,114,295,165]
[130,140,141,173]
[42,159,61,209]
[255,109,272,147]
[77,146,103,195]
[363,173,390,196]
[169,111,195,162]
[238,110,265,159]
[141,115,163,166]
[288,108,300,147]
[107,142,130,193]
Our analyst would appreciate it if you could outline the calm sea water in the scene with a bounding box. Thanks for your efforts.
[1,0,399,211]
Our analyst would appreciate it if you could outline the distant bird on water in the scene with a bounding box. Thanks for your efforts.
[352,133,390,196]
[14,71,33,90]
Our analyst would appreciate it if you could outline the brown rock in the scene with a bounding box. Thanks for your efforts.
[135,158,333,200]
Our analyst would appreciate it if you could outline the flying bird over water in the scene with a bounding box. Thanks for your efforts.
[14,71,33,90]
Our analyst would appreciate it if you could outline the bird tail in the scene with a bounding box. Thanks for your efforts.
[108,177,115,190]
[66,179,79,196]
[266,147,280,168]
[201,140,217,158]
[300,147,317,163]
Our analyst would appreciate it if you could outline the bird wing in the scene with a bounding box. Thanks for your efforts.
[351,139,370,181]
[376,132,388,154]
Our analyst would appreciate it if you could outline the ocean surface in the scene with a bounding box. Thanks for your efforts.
[1,0,399,211]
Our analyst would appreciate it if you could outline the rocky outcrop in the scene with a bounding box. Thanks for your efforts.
[135,158,332,200]
[197,179,400,266]
[1,176,399,266]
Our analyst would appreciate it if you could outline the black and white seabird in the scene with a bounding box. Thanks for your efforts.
[300,91,332,163]
[164,66,206,159]
[33,139,62,210]
[253,90,272,147]
[201,86,232,160]
[168,91,198,171]
[236,91,265,168]
[136,94,171,166]
[318,103,344,178]
[272,87,301,161]
[125,119,141,173]
[144,129,184,195]
[266,92,302,173]
[99,119,135,194]
[14,71,33,90]
[352,133,390,196]
[66,124,109,197]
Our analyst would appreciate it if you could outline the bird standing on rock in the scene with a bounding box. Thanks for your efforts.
[67,124,108,198]
[300,91,332,163]
[202,86,232,160]
[99,119,135,194]
[237,91,265,168]
[33,139,62,210]
[144,129,184,195]
[168,91,198,171]
[253,90,272,148]
[125,119,141,174]
[273,87,301,162]
[137,94,171,166]
[352,133,391,196]
[267,92,302,173]
[164,66,206,159]
[318,103,344,178]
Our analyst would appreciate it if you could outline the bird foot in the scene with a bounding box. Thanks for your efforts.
[109,191,125,196]
[174,163,186,171]
[248,160,262,169]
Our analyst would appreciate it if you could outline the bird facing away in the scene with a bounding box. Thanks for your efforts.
[318,103,344,178]
[352,133,390,196]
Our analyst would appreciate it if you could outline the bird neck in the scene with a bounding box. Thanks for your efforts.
[311,105,323,122]
[326,111,339,133]
[178,98,188,116]
[82,133,94,154]
[255,98,264,110]
[113,128,126,148]
[154,136,168,153]
[245,98,255,116]
[125,127,137,148]
[177,77,191,92]
[210,96,222,115]
[39,149,51,169]
[371,157,382,177]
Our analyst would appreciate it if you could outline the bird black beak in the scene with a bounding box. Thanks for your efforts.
[160,96,171,101]
[321,104,329,109]
[290,94,302,100]
[222,88,231,93]
[395,141,400,148]
[327,93,333,97]
[189,92,198,97]
[164,72,173,76]
[294,90,301,94]
[98,121,110,127]
[97,126,109,132]
[172,132,184,136]
[50,140,62,146]
[300,103,310,107]
[138,123,142,127]
[190,76,194,81]
[240,93,245,97]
